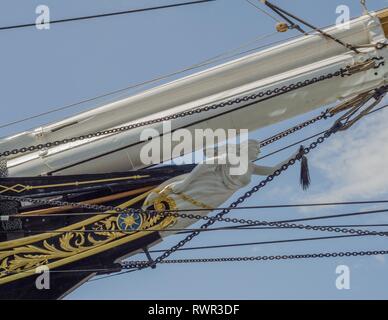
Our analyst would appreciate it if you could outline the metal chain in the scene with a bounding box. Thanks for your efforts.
[2,115,388,268]
[0,158,7,177]
[1,58,383,158]
[122,249,388,268]
[2,186,388,239]
[0,194,143,215]
[145,85,387,270]
[1,107,386,277]
[123,121,387,270]
[0,58,385,275]
[259,109,332,147]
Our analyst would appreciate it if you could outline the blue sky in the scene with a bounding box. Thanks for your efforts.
[1,0,388,299]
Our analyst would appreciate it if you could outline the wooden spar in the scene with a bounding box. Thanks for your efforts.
[377,8,388,38]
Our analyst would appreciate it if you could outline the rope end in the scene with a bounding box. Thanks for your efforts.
[299,146,310,191]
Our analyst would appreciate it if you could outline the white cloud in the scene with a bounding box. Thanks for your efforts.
[304,99,388,203]
[374,254,386,264]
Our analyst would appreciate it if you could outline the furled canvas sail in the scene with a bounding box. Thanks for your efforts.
[0,4,388,301]
[2,9,388,177]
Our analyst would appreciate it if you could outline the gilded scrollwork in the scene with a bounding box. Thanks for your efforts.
[0,226,113,279]
[0,197,175,282]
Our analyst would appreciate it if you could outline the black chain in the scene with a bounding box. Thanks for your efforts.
[1,59,383,158]
[259,110,331,147]
[0,58,385,275]
[2,119,388,270]
[2,187,388,239]
[1,110,387,277]
[123,121,388,270]
[121,249,388,269]
[1,103,387,273]
[0,194,143,214]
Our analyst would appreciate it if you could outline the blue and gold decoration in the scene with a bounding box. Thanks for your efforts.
[0,164,196,299]
[117,212,143,232]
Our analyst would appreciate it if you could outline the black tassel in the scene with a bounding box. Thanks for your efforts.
[299,146,310,190]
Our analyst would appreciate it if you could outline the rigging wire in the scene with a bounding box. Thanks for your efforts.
[143,234,368,253]
[6,197,388,242]
[255,104,388,162]
[90,248,388,282]
[7,244,385,278]
[6,233,388,278]
[3,267,120,275]
[1,4,388,288]
[9,206,388,235]
[124,249,388,266]
[274,207,388,225]
[0,45,386,286]
[122,95,388,274]
[9,199,388,218]
[0,31,279,131]
[0,0,217,31]
[262,0,360,53]
[244,0,280,22]
[4,223,388,236]
[1,100,387,245]
[0,69,350,161]
[3,62,384,164]
[87,96,388,280]
[174,223,388,235]
[0,101,387,226]
[224,224,388,232]
[255,130,326,161]
[0,19,379,131]
[360,0,371,15]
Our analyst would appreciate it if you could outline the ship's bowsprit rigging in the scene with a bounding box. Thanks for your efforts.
[0,0,388,299]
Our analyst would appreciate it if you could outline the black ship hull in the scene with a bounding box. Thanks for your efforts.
[0,164,195,299]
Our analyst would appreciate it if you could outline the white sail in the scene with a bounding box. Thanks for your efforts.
[3,9,388,176]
